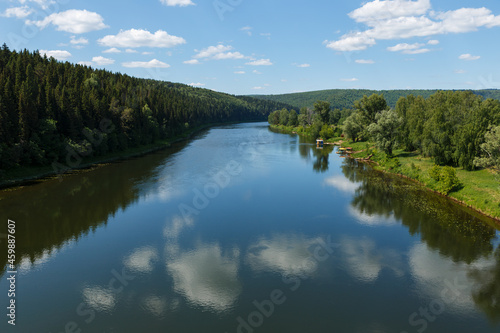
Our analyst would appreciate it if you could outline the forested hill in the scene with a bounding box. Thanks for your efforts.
[0,45,294,173]
[250,89,500,110]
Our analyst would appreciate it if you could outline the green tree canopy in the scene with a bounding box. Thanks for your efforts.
[474,125,500,172]
[367,109,403,156]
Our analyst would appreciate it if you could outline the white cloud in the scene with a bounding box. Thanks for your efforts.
[122,59,170,68]
[2,6,33,18]
[26,9,108,34]
[296,63,310,68]
[355,59,375,64]
[39,49,72,61]
[347,206,398,227]
[160,0,195,6]
[142,51,154,55]
[92,56,115,66]
[252,86,264,90]
[252,70,262,74]
[408,243,496,312]
[324,175,360,193]
[234,71,245,74]
[70,36,88,45]
[340,78,359,82]
[454,69,466,74]
[188,82,205,87]
[193,44,245,60]
[427,39,439,45]
[19,0,55,10]
[349,0,431,24]
[82,286,115,312]
[103,48,121,54]
[124,247,158,273]
[98,29,186,48]
[325,33,376,52]
[141,295,168,318]
[246,234,323,277]
[435,7,500,33]
[125,49,138,53]
[166,243,241,312]
[183,59,200,65]
[240,26,252,36]
[212,52,245,60]
[387,42,424,52]
[459,53,480,61]
[341,237,403,282]
[246,58,273,66]
[195,44,230,58]
[387,42,429,54]
[326,1,500,53]
[404,48,430,54]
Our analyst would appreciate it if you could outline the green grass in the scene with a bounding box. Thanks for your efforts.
[345,141,500,219]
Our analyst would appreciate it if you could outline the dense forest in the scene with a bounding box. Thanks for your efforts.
[252,88,500,110]
[0,44,294,175]
[269,92,500,175]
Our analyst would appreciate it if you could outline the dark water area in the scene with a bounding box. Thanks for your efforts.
[1,122,499,333]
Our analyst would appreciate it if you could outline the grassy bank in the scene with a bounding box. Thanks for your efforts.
[343,141,500,221]
[0,121,240,189]
[270,124,500,221]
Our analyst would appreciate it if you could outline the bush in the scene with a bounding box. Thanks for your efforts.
[429,164,441,181]
[428,164,461,194]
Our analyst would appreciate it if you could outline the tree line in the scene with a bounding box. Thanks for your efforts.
[343,91,500,171]
[268,101,352,140]
[269,91,500,173]
[0,44,293,173]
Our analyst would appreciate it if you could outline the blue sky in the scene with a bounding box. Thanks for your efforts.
[1,0,500,95]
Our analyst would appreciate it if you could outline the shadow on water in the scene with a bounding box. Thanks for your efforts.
[341,157,500,323]
[0,139,191,278]
[297,136,334,173]
[268,126,334,173]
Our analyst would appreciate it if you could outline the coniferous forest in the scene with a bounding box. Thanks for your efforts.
[0,44,294,174]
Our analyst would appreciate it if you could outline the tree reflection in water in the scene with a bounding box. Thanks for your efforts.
[341,157,500,322]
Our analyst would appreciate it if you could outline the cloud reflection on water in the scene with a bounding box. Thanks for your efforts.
[166,243,241,312]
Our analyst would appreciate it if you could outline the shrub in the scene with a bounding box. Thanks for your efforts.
[428,164,461,194]
[429,164,441,182]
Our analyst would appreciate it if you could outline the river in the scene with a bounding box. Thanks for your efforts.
[1,122,499,332]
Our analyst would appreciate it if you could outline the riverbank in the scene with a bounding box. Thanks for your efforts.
[344,141,500,222]
[270,124,500,222]
[0,121,249,190]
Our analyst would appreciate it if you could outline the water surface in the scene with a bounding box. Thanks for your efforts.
[1,122,499,333]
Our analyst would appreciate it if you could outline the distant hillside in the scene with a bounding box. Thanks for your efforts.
[249,89,500,110]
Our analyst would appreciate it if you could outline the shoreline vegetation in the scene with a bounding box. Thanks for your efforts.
[267,90,500,224]
[0,44,294,189]
[0,121,249,190]
[270,123,500,223]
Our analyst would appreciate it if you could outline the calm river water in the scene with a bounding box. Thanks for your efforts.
[1,122,499,333]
